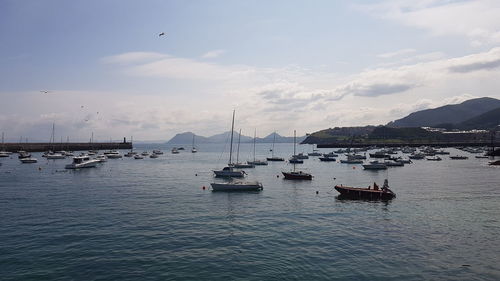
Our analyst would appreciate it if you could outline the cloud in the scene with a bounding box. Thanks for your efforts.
[449,58,500,73]
[448,47,500,72]
[377,48,417,58]
[358,0,500,46]
[336,82,416,97]
[101,52,168,64]
[201,49,226,59]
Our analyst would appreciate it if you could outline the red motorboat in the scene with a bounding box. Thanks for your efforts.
[335,179,395,200]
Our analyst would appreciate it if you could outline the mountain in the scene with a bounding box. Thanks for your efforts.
[167,131,305,144]
[388,97,500,128]
[456,107,500,130]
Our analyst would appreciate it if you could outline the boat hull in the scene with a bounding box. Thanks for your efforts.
[213,170,245,178]
[335,185,395,200]
[267,157,284,161]
[282,171,312,180]
[211,182,263,192]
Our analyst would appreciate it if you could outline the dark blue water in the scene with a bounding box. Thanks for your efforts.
[1,144,499,280]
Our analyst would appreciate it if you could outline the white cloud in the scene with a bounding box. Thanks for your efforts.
[377,48,417,58]
[358,0,500,46]
[201,49,226,59]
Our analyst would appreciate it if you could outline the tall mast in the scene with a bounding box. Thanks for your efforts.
[192,134,195,148]
[228,110,235,165]
[293,130,297,172]
[52,123,55,151]
[272,131,276,157]
[253,129,256,162]
[236,129,241,164]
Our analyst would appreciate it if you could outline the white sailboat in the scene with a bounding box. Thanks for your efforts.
[282,130,312,180]
[0,132,9,157]
[191,135,197,153]
[247,129,268,166]
[266,131,284,161]
[233,129,255,168]
[213,110,246,178]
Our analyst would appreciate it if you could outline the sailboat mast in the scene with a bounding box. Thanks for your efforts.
[52,123,55,151]
[272,131,276,157]
[293,130,297,172]
[236,129,241,163]
[253,129,256,162]
[228,110,235,165]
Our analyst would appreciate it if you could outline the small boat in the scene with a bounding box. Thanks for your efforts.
[450,155,468,160]
[150,153,159,158]
[213,111,246,178]
[362,160,387,170]
[124,151,135,157]
[369,151,389,158]
[475,155,489,159]
[340,154,363,164]
[232,129,255,169]
[489,160,500,166]
[247,159,268,165]
[267,156,285,161]
[0,151,9,158]
[104,150,122,159]
[134,154,144,159]
[426,156,442,161]
[289,157,303,164]
[294,153,309,159]
[282,130,312,180]
[409,153,425,160]
[18,151,31,159]
[65,156,100,169]
[233,162,255,168]
[46,153,66,160]
[20,157,37,163]
[323,152,339,157]
[319,156,336,162]
[435,150,450,155]
[95,154,108,162]
[267,131,284,161]
[191,135,197,153]
[171,147,180,154]
[141,151,149,156]
[335,179,395,200]
[153,150,163,155]
[211,181,263,192]
[177,147,185,150]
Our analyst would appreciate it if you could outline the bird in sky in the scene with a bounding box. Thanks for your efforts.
[159,32,165,37]
[40,90,49,94]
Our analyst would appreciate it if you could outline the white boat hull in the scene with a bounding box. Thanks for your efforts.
[211,181,263,191]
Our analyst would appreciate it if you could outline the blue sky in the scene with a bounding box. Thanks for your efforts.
[1,0,500,141]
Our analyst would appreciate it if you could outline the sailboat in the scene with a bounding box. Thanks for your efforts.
[213,110,245,178]
[45,123,66,159]
[233,129,255,168]
[282,130,312,180]
[191,134,197,153]
[266,131,284,161]
[247,129,268,166]
[0,132,10,157]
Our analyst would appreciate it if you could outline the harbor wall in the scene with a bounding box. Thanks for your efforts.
[1,142,132,152]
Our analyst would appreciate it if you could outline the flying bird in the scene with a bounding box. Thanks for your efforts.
[159,32,165,37]
[40,90,49,94]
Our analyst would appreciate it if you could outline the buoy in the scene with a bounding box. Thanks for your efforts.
[316,191,319,194]
[352,166,356,169]
[202,186,206,190]
[38,167,42,171]
[333,177,336,180]
[276,175,279,178]
[195,173,198,176]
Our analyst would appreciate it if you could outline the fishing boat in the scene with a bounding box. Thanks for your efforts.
[20,157,37,163]
[362,160,387,170]
[65,156,100,169]
[266,131,284,161]
[282,130,312,180]
[211,180,263,192]
[213,110,245,178]
[450,155,468,160]
[335,179,395,200]
[247,129,268,166]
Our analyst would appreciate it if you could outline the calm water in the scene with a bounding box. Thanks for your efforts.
[1,143,499,281]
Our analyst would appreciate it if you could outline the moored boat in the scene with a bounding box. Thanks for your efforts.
[211,181,263,192]
[20,157,37,163]
[65,156,100,169]
[362,160,387,170]
[335,179,395,200]
[450,155,468,160]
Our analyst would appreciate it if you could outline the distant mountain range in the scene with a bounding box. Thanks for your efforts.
[167,131,306,144]
[388,97,500,129]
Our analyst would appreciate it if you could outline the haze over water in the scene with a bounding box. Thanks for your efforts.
[1,143,499,280]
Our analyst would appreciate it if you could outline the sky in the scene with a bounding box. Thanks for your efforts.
[1,0,500,142]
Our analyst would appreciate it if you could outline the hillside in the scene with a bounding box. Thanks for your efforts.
[457,107,500,130]
[167,131,305,144]
[388,97,500,127]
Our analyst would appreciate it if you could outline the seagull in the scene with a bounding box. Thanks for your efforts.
[159,32,165,37]
[40,90,49,94]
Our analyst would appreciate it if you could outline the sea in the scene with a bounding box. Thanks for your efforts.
[1,143,499,281]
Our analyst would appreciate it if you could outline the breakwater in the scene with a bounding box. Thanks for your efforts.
[1,142,132,152]
[316,141,499,148]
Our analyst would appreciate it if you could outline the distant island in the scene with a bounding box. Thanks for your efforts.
[302,97,500,146]
[166,131,307,145]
